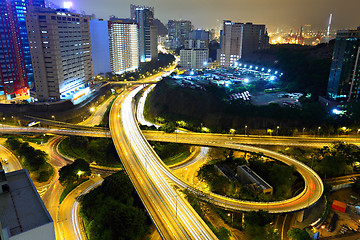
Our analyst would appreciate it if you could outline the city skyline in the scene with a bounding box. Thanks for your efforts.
[51,0,360,31]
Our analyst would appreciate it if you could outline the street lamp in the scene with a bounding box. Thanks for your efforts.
[317,126,321,137]
[77,170,83,178]
[302,127,305,135]
[90,107,95,112]
[228,212,234,225]
[245,125,248,136]
[358,129,360,136]
[51,115,55,121]
[276,126,279,136]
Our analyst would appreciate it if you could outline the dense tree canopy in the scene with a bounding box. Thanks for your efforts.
[58,158,91,186]
[287,228,311,240]
[80,172,150,240]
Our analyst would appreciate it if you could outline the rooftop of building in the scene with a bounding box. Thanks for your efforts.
[0,169,52,237]
[109,18,136,24]
[238,165,272,190]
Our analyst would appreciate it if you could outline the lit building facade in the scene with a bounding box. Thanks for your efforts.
[167,20,192,49]
[0,0,45,101]
[130,4,154,21]
[25,7,93,102]
[220,21,269,67]
[135,7,157,62]
[189,30,210,48]
[108,19,139,75]
[327,27,360,103]
[180,49,209,70]
[89,19,111,75]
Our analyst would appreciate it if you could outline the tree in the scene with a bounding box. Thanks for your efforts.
[244,211,279,240]
[6,138,22,150]
[244,210,273,227]
[68,136,89,149]
[214,226,231,240]
[162,121,176,133]
[223,149,234,161]
[287,228,311,240]
[59,158,91,186]
[79,172,150,240]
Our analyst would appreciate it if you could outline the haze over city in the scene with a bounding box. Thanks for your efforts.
[52,0,360,30]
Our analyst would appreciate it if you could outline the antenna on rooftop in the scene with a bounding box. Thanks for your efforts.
[327,13,332,37]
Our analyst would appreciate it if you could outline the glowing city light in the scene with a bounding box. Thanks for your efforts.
[63,1,73,9]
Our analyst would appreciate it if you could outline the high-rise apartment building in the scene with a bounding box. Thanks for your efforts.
[180,29,209,70]
[130,4,154,21]
[135,6,157,62]
[167,20,192,49]
[0,0,45,101]
[89,19,111,75]
[220,21,269,67]
[25,7,93,102]
[189,30,210,48]
[108,19,139,75]
[327,27,360,103]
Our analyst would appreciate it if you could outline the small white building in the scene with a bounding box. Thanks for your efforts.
[0,169,55,240]
[180,49,209,70]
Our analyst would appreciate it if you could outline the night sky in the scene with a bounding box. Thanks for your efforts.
[52,0,360,31]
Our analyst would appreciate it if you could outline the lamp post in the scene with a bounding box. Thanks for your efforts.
[276,126,279,136]
[302,127,305,135]
[245,125,248,136]
[228,212,234,226]
[317,126,321,138]
[51,115,55,121]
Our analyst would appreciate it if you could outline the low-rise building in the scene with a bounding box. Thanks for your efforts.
[237,165,273,195]
[180,49,209,70]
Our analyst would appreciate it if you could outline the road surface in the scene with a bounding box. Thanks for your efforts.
[110,85,218,239]
[0,143,22,172]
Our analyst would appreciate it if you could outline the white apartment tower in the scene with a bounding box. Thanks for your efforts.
[109,19,139,75]
[180,49,209,70]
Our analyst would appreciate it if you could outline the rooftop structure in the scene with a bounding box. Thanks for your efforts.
[0,169,55,240]
[237,165,273,195]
